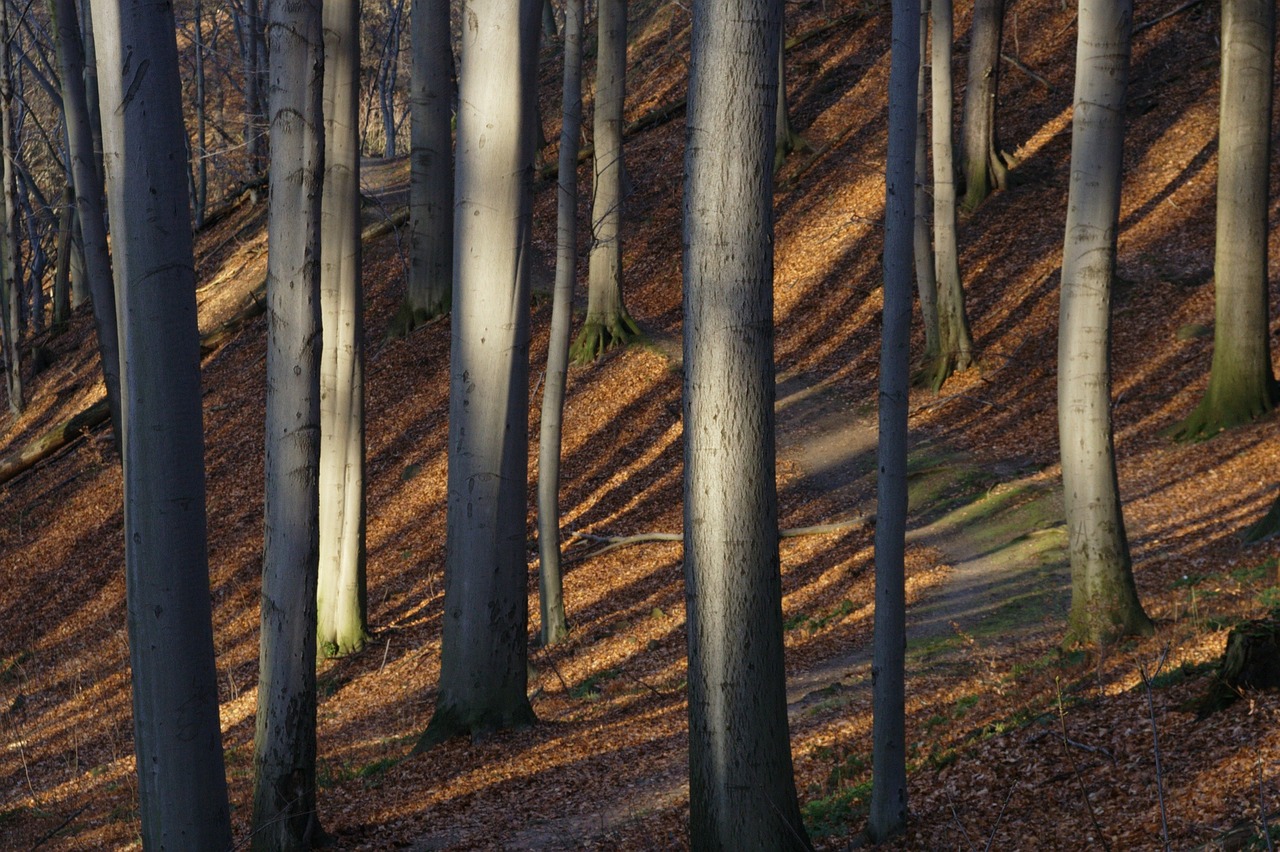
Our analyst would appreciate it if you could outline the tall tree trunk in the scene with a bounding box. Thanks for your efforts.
[91,0,233,844]
[913,0,939,370]
[1166,0,1276,442]
[52,0,123,450]
[252,0,325,844]
[415,0,540,751]
[243,0,266,176]
[318,0,368,658]
[570,0,638,363]
[1059,0,1152,646]
[78,0,105,196]
[0,0,21,416]
[69,214,87,306]
[774,23,805,173]
[193,0,208,227]
[923,0,974,392]
[537,0,584,647]
[682,0,810,845]
[51,185,71,325]
[403,0,453,326]
[959,0,1007,211]
[868,0,918,841]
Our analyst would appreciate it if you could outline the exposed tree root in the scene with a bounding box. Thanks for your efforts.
[775,129,812,175]
[569,311,642,364]
[914,349,974,393]
[413,701,537,753]
[1163,390,1276,443]
[1242,493,1280,544]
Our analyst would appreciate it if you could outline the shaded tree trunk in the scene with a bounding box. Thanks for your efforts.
[682,0,810,845]
[51,185,72,325]
[415,0,540,751]
[1166,0,1276,442]
[913,0,939,370]
[193,0,208,227]
[536,0,584,647]
[959,0,1007,211]
[91,0,232,844]
[252,0,325,844]
[1058,0,1152,646]
[0,0,21,416]
[774,23,805,173]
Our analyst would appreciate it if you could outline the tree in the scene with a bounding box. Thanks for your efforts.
[0,0,21,416]
[570,0,639,363]
[959,0,1008,212]
[681,0,809,844]
[414,0,540,751]
[91,0,232,844]
[913,0,939,368]
[1166,0,1276,442]
[536,0,584,647]
[252,0,326,844]
[317,0,368,658]
[867,0,918,841]
[402,0,453,328]
[1058,0,1153,645]
[774,23,806,173]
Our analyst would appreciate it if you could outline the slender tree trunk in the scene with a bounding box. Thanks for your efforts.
[78,0,105,195]
[51,185,71,324]
[1059,0,1152,646]
[682,0,810,846]
[69,215,87,306]
[52,0,123,449]
[1166,0,1276,442]
[959,0,1006,211]
[571,0,638,363]
[318,0,368,658]
[867,0,917,840]
[91,0,232,844]
[403,0,453,326]
[913,0,939,368]
[252,0,326,844]
[193,0,208,227]
[774,23,805,173]
[537,0,584,647]
[924,0,974,392]
[0,0,21,416]
[415,0,540,751]
[243,0,266,176]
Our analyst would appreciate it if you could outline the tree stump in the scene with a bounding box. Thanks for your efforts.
[1195,613,1280,718]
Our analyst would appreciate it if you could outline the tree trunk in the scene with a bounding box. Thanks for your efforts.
[252,0,325,844]
[959,0,1007,211]
[243,0,266,176]
[317,0,369,659]
[1166,0,1275,442]
[0,0,21,416]
[923,0,974,392]
[52,0,124,450]
[78,0,105,196]
[51,186,72,325]
[571,0,639,363]
[91,0,233,844]
[193,0,208,228]
[403,0,453,327]
[774,24,805,173]
[868,0,917,841]
[913,0,939,370]
[415,0,540,751]
[682,0,810,846]
[537,0,584,648]
[1059,0,1152,646]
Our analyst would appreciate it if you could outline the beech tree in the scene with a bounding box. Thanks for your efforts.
[570,0,639,363]
[252,0,326,844]
[91,0,232,844]
[682,0,809,844]
[774,24,805,173]
[959,0,1007,211]
[913,0,939,366]
[415,0,540,750]
[0,0,20,415]
[1058,0,1152,645]
[1166,0,1276,442]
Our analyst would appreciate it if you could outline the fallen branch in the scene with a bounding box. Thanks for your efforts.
[1133,0,1206,35]
[0,399,109,487]
[567,513,874,559]
[1001,53,1053,91]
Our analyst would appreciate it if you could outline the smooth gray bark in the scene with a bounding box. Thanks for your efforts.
[536,0,584,647]
[1058,0,1152,646]
[51,185,71,324]
[682,0,809,846]
[0,0,20,416]
[1167,0,1276,441]
[959,0,1006,211]
[868,0,917,840]
[91,0,232,844]
[571,0,638,363]
[252,0,326,844]
[415,0,540,750]
[404,0,453,324]
[913,0,939,367]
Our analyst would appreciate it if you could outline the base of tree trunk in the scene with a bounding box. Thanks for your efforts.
[318,630,370,659]
[1242,494,1280,544]
[1163,384,1277,443]
[413,701,537,753]
[774,129,811,174]
[1193,613,1280,718]
[913,348,973,393]
[385,301,449,340]
[569,310,641,364]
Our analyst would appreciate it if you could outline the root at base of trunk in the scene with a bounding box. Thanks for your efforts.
[569,311,641,364]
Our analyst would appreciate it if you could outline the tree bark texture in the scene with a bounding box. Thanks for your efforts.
[406,0,453,323]
[0,0,21,416]
[416,0,540,750]
[252,0,326,845]
[572,0,639,363]
[682,0,810,845]
[537,0,584,647]
[318,0,368,658]
[913,0,939,368]
[1167,0,1276,441]
[1058,0,1152,645]
[91,0,232,844]
[868,0,918,840]
[51,186,72,324]
[959,0,1006,211]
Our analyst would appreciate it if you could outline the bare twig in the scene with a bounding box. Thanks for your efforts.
[1056,678,1113,852]
[1259,754,1274,852]
[29,804,88,850]
[982,782,1017,852]
[1139,647,1173,852]
[1000,53,1053,90]
[944,788,975,849]
[1133,0,1206,35]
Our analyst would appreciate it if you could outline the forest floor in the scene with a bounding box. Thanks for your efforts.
[4,0,1280,847]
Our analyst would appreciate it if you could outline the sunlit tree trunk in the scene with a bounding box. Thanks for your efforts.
[1167,0,1275,442]
[682,0,809,845]
[571,0,638,363]
[415,0,540,750]
[537,0,584,647]
[1059,0,1152,646]
[959,0,1007,211]
[252,0,326,844]
[91,0,232,844]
